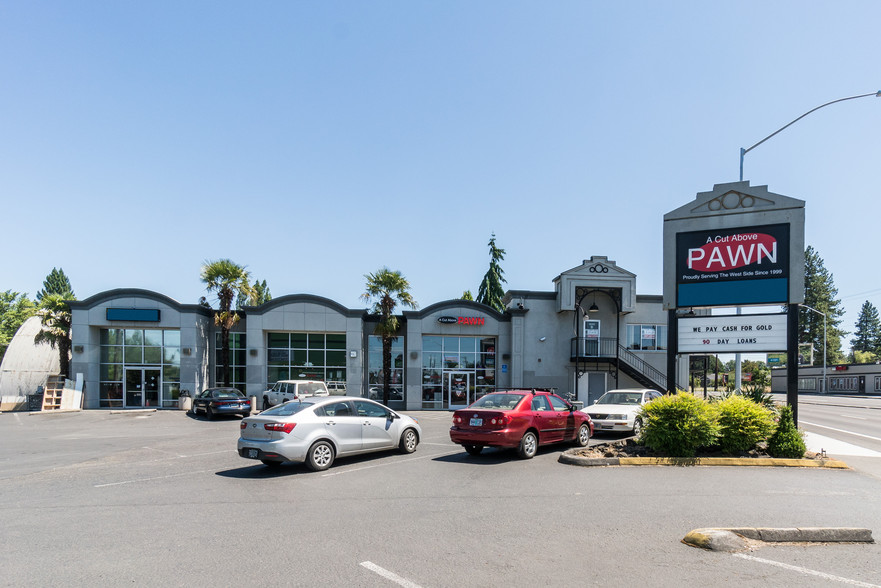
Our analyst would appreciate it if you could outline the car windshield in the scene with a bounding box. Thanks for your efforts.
[596,392,643,405]
[470,394,525,410]
[260,400,316,417]
[213,389,243,399]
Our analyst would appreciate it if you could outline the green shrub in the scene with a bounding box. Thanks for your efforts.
[766,405,807,458]
[738,382,775,408]
[713,395,776,454]
[640,392,719,457]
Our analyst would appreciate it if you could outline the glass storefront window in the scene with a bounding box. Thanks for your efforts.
[626,324,668,351]
[265,331,347,389]
[99,328,180,408]
[215,332,247,390]
[367,335,405,408]
[421,335,497,409]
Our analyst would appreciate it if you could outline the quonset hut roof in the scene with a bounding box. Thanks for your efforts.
[0,316,59,398]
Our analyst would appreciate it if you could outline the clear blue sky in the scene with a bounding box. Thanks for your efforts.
[2,2,879,350]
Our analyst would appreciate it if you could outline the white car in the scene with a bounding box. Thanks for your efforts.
[238,396,421,470]
[262,380,329,410]
[582,389,663,436]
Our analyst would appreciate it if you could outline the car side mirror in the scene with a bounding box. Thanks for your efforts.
[388,412,398,420]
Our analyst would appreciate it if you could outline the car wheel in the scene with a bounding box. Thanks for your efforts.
[517,431,538,459]
[633,418,643,438]
[399,428,418,454]
[306,441,334,471]
[263,397,270,411]
[573,423,591,447]
[464,445,483,456]
[261,459,282,468]
[205,406,214,420]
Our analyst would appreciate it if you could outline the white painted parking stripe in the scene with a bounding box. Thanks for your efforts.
[733,553,881,587]
[360,561,423,588]
[800,421,881,443]
[95,469,214,488]
[321,449,462,477]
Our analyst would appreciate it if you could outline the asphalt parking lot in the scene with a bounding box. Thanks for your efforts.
[2,408,880,587]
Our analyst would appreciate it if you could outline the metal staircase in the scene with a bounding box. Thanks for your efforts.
[570,337,666,392]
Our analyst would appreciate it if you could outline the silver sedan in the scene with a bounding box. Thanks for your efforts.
[237,396,421,471]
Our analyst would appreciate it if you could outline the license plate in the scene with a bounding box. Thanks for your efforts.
[247,449,258,458]
[470,418,483,426]
[602,425,613,429]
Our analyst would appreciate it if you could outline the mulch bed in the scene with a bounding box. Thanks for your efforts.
[572,438,823,460]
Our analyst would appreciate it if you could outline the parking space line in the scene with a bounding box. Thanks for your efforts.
[800,421,881,443]
[360,561,422,588]
[95,469,214,488]
[322,449,461,477]
[733,553,881,587]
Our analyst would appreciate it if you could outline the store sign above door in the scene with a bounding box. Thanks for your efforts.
[437,316,486,326]
[676,223,789,307]
[677,313,787,353]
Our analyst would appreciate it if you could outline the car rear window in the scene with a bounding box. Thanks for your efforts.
[470,394,525,410]
[260,400,316,417]
[597,393,643,404]
[215,389,243,399]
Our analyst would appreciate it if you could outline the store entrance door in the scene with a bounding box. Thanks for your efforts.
[446,372,471,408]
[125,368,161,408]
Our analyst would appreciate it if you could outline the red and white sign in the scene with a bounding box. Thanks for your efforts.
[687,232,778,272]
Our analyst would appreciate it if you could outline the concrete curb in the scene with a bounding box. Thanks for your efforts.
[559,450,850,469]
[683,527,874,551]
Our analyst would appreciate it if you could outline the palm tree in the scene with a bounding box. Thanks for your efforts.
[200,259,256,387]
[361,268,417,405]
[34,293,73,378]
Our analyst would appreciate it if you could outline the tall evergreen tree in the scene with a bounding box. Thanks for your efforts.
[361,268,417,405]
[476,233,507,312]
[36,268,74,302]
[851,300,881,358]
[800,246,846,366]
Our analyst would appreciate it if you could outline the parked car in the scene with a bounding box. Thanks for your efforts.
[192,387,251,419]
[582,389,663,436]
[449,389,593,459]
[238,397,421,471]
[326,381,347,396]
[262,380,329,410]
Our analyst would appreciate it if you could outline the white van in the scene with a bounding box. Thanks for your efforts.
[262,380,329,410]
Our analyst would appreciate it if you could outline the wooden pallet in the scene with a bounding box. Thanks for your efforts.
[42,375,66,410]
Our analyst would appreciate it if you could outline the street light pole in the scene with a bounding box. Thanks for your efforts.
[734,90,879,395]
[799,304,827,394]
[739,91,881,181]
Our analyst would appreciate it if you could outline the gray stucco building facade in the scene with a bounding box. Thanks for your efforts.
[68,255,687,411]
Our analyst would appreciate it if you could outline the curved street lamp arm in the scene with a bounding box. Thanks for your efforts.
[740,90,881,180]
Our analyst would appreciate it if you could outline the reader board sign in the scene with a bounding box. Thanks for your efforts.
[677,313,787,353]
[676,223,789,308]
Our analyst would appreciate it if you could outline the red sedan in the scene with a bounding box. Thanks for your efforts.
[450,390,593,459]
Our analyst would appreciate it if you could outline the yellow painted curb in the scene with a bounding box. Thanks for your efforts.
[617,457,849,468]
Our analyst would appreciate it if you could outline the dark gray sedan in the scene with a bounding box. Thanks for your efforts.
[238,396,421,471]
[192,387,251,419]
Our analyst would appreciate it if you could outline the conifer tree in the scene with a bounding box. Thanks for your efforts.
[800,246,846,365]
[851,300,881,358]
[36,267,74,301]
[476,233,507,312]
